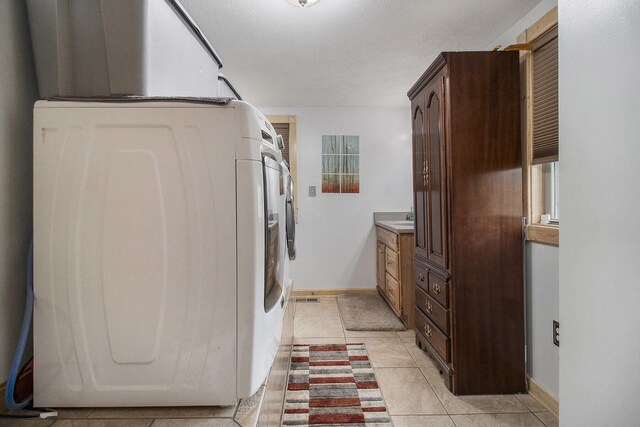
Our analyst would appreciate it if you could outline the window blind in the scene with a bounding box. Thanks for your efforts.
[532,26,558,164]
[273,122,290,164]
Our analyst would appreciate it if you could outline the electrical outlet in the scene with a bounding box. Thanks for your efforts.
[553,320,560,347]
[309,186,316,197]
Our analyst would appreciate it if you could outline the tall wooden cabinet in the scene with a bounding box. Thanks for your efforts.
[408,52,525,395]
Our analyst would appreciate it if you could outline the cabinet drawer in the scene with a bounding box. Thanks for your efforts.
[415,286,449,335]
[414,262,429,294]
[416,309,450,362]
[385,247,399,280]
[428,272,449,308]
[385,272,401,315]
[376,226,398,251]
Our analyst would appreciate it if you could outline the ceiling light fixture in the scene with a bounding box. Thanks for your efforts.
[286,0,321,7]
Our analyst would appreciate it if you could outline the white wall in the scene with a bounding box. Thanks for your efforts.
[0,0,39,381]
[526,243,559,397]
[260,107,412,290]
[488,0,560,398]
[559,1,640,425]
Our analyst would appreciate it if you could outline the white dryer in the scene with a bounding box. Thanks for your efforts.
[33,99,287,407]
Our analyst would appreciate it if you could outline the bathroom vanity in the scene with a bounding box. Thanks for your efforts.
[374,212,415,328]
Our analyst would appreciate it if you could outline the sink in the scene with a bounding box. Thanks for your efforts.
[387,220,413,226]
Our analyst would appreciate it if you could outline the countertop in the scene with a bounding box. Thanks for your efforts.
[373,211,414,234]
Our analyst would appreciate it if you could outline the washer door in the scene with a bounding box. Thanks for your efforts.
[263,156,285,311]
[285,175,296,260]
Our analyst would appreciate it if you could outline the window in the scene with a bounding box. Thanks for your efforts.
[321,135,360,193]
[520,6,559,245]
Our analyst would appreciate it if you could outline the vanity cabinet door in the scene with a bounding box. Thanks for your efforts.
[385,272,401,316]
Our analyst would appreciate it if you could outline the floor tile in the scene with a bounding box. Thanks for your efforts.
[292,336,346,345]
[88,407,235,419]
[150,420,238,427]
[450,413,545,427]
[400,337,441,370]
[294,300,340,318]
[361,337,416,368]
[51,409,95,419]
[234,385,264,427]
[515,393,549,412]
[374,367,446,415]
[391,415,454,427]
[396,329,416,339]
[419,367,529,415]
[294,312,344,337]
[534,411,559,427]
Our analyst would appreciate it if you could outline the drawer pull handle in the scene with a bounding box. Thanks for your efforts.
[423,160,429,187]
[425,300,433,313]
[423,324,432,338]
[418,273,425,282]
[433,283,441,294]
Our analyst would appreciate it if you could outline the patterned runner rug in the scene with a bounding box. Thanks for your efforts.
[283,343,392,426]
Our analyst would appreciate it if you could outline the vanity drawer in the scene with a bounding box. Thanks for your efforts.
[428,272,449,308]
[416,309,450,362]
[376,226,398,250]
[385,247,399,279]
[415,285,449,335]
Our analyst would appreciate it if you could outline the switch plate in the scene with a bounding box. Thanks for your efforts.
[309,186,316,197]
[553,320,560,347]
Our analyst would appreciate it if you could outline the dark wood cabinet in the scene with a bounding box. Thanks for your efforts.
[408,52,525,395]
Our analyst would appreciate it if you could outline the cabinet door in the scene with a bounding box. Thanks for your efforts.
[385,272,401,316]
[376,241,386,292]
[424,74,449,270]
[412,94,428,261]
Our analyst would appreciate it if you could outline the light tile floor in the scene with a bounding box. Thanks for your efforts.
[293,297,559,427]
[1,297,559,427]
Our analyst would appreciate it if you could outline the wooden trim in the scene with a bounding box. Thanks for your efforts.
[407,53,446,100]
[265,115,293,123]
[526,224,559,246]
[526,7,558,42]
[519,28,533,233]
[267,115,299,223]
[292,288,378,297]
[527,375,559,416]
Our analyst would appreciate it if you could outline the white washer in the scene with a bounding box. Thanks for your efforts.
[33,99,286,407]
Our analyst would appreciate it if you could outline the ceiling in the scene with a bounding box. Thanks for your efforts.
[179,0,541,108]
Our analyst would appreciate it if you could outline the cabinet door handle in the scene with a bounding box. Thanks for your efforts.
[424,324,433,338]
[425,300,433,313]
[418,273,425,282]
[422,160,429,187]
[432,283,441,294]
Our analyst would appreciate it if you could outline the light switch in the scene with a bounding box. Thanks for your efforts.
[309,186,316,197]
